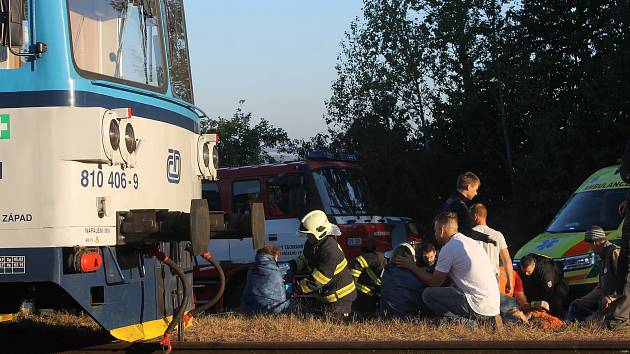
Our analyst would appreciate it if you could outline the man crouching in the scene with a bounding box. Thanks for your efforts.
[567,226,620,323]
[395,211,500,326]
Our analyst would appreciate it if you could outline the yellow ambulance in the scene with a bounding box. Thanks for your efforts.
[514,165,629,290]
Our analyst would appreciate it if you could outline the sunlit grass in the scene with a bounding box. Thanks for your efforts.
[4,311,629,343]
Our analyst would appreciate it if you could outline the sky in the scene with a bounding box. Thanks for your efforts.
[184,1,364,140]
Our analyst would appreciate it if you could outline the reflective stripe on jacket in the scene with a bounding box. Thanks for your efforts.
[351,252,385,297]
[295,236,357,303]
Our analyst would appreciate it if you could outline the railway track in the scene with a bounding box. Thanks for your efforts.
[52,340,630,353]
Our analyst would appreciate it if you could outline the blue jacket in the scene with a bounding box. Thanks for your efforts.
[380,265,427,318]
[239,253,291,314]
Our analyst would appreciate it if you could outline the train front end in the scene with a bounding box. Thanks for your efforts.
[0,0,216,343]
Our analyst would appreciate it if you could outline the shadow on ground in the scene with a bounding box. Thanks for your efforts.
[0,318,113,353]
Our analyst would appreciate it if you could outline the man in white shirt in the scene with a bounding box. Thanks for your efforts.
[470,203,514,293]
[395,211,500,324]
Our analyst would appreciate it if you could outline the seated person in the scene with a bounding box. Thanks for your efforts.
[567,226,621,323]
[518,253,570,318]
[239,245,291,314]
[351,238,386,317]
[499,265,560,327]
[380,243,428,318]
[417,242,437,269]
[396,212,500,325]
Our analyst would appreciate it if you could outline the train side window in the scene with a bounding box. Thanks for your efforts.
[232,180,261,214]
[202,181,222,211]
[266,174,305,218]
[0,0,28,70]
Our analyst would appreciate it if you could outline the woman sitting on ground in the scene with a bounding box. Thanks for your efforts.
[239,244,291,314]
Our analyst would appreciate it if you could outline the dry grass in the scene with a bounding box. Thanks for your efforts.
[184,313,630,342]
[3,311,630,343]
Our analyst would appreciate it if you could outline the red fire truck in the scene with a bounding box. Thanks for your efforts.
[194,151,416,308]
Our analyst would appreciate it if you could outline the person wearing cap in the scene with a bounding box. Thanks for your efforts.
[567,226,620,323]
[380,243,429,318]
[395,211,501,326]
[350,236,386,317]
[518,253,569,318]
[290,210,357,318]
[606,140,630,330]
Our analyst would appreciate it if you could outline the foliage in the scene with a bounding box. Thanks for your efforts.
[325,0,630,248]
[200,101,292,167]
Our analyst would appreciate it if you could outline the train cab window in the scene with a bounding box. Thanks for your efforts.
[232,180,261,214]
[202,181,222,211]
[68,0,165,89]
[266,174,305,218]
[0,0,28,70]
[164,0,193,103]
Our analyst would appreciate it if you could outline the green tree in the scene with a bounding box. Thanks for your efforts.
[200,101,292,167]
[326,0,630,248]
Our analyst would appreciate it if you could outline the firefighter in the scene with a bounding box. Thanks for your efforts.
[350,237,385,317]
[291,210,357,318]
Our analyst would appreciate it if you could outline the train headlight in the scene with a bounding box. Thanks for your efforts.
[125,123,137,153]
[109,119,120,151]
[203,142,210,168]
[118,122,138,167]
[212,145,219,169]
[196,134,218,180]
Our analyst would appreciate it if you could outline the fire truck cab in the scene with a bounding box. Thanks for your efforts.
[196,151,402,308]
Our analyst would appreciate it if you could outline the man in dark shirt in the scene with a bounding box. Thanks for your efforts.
[441,172,495,245]
[606,139,630,329]
[518,253,569,318]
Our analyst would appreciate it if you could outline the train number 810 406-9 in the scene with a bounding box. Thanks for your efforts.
[80,170,139,189]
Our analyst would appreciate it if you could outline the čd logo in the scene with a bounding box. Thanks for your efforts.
[167,149,181,184]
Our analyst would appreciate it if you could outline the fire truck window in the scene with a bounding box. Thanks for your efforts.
[202,181,222,211]
[232,180,261,214]
[266,174,305,218]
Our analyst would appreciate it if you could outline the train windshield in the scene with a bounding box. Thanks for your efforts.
[68,0,165,89]
[546,188,629,233]
[312,168,377,216]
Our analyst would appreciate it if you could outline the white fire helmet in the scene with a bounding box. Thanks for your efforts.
[399,242,417,263]
[299,210,333,240]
